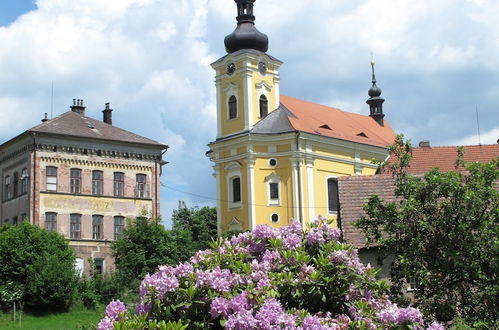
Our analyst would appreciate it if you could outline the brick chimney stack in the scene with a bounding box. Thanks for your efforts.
[102,102,113,125]
[70,99,86,115]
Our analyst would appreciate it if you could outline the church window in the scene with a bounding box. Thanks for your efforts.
[259,95,268,118]
[327,177,339,213]
[265,173,281,205]
[46,166,57,191]
[232,177,241,203]
[228,95,237,119]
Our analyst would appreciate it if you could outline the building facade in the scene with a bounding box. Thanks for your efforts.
[207,0,396,233]
[0,100,167,275]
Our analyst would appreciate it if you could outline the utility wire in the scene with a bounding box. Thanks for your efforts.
[161,182,333,210]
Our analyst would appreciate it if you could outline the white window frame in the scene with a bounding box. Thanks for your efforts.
[326,176,339,215]
[265,173,281,206]
[225,162,242,209]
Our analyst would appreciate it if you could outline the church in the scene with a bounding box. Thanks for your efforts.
[206,0,396,233]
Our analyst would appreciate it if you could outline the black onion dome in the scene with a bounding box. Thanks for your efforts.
[368,84,382,97]
[224,0,268,53]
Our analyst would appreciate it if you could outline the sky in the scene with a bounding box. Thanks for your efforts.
[0,0,498,227]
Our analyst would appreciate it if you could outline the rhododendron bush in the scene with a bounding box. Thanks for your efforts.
[99,218,443,329]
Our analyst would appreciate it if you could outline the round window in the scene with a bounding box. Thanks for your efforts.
[271,213,279,223]
[269,158,277,167]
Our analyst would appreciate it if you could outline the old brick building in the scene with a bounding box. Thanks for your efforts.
[0,100,168,275]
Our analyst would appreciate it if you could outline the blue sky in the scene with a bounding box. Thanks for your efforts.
[0,1,36,26]
[1,0,498,226]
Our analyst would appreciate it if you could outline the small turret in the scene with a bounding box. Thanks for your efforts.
[366,60,385,126]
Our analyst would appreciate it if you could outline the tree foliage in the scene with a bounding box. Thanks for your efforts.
[355,135,499,324]
[112,217,192,290]
[112,203,217,290]
[0,221,77,311]
[172,201,218,252]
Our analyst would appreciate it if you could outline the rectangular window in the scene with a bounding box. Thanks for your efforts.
[94,258,104,274]
[92,171,103,195]
[13,172,18,198]
[12,216,18,225]
[135,174,147,198]
[92,215,103,240]
[70,169,82,194]
[327,178,339,213]
[46,166,57,191]
[114,216,125,240]
[21,213,27,222]
[114,172,124,197]
[70,214,81,239]
[232,177,241,203]
[45,212,57,231]
[4,175,11,200]
[269,182,279,200]
[21,168,28,194]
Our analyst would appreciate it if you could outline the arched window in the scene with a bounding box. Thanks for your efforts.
[265,173,281,205]
[228,95,237,119]
[259,95,268,118]
[327,177,339,213]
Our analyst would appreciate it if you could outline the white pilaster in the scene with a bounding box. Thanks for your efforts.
[306,158,315,224]
[291,157,299,221]
[245,156,256,230]
[243,61,253,130]
[273,76,280,109]
[215,79,222,139]
[213,164,222,235]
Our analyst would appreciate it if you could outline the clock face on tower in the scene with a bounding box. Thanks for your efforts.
[227,63,236,75]
[258,62,267,75]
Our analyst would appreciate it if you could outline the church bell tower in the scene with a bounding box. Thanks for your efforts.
[211,0,282,139]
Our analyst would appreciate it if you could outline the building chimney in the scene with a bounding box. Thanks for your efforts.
[70,99,86,115]
[418,140,431,148]
[102,102,113,125]
[41,113,49,122]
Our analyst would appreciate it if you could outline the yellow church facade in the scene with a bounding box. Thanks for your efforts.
[207,0,395,233]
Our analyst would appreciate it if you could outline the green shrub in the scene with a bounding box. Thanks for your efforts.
[0,222,77,311]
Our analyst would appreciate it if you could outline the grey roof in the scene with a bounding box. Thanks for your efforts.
[211,49,282,66]
[28,111,167,148]
[250,105,296,135]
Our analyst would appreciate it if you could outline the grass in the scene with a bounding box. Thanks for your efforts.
[0,306,104,329]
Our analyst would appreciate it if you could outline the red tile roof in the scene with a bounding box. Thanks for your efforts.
[388,144,499,174]
[338,175,397,249]
[280,95,396,148]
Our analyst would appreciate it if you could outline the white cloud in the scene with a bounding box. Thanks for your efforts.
[451,128,499,146]
[1,0,498,221]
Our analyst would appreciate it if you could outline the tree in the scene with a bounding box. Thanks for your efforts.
[171,201,218,252]
[355,135,499,324]
[112,217,192,290]
[0,222,77,311]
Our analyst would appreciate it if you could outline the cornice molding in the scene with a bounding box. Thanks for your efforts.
[39,156,154,171]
